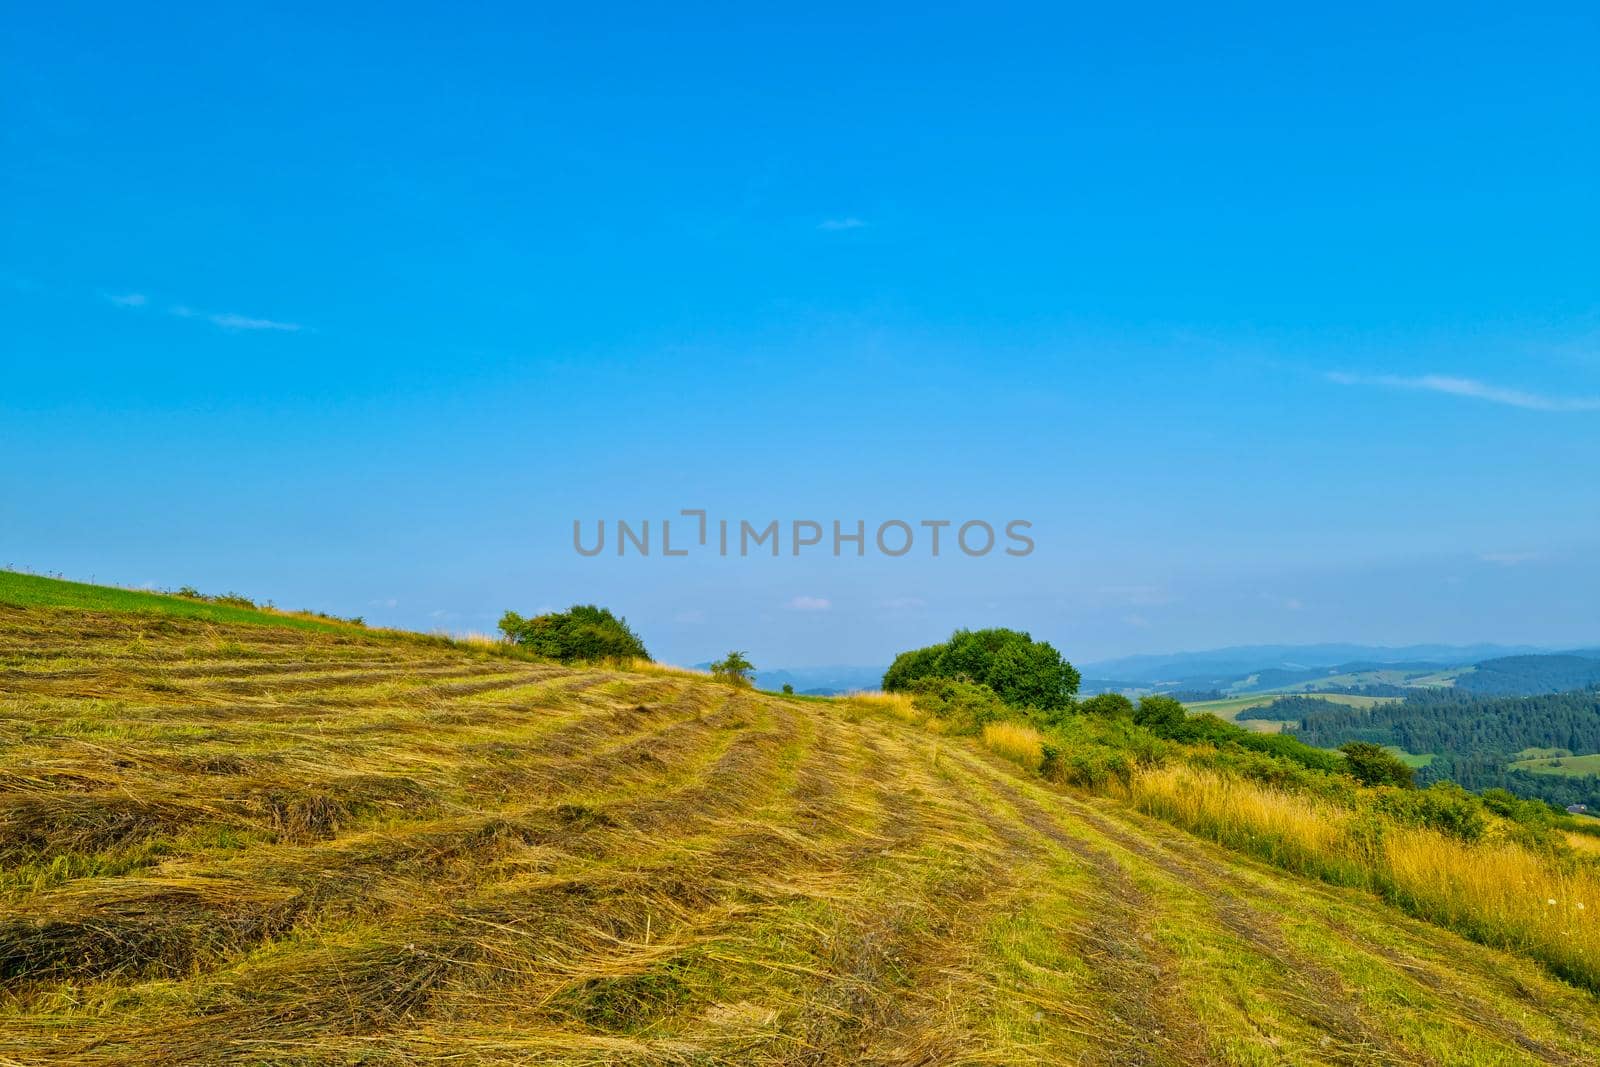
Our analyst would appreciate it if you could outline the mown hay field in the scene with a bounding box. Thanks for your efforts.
[2,599,1598,1065]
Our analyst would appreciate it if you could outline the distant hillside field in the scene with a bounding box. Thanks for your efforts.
[1513,752,1600,778]
[1084,646,1600,702]
[1184,691,1395,733]
[2,580,1599,1063]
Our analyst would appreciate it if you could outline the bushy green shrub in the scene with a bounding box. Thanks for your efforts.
[909,677,1009,734]
[1341,741,1415,789]
[883,628,1079,711]
[498,605,649,663]
[1056,748,1133,790]
[1376,782,1487,841]
[1133,695,1187,732]
[1481,788,1562,831]
[1158,713,1345,774]
[1079,692,1135,719]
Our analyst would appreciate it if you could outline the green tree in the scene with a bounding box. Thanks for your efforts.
[781,683,795,695]
[1133,695,1187,734]
[1340,741,1416,789]
[1080,692,1136,719]
[881,645,942,693]
[711,650,756,687]
[498,605,649,663]
[882,628,1079,710]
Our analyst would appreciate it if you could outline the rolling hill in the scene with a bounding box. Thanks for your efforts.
[2,580,1598,1063]
[1085,644,1600,702]
[1080,643,1544,686]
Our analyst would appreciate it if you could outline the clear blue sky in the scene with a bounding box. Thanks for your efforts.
[4,3,1597,667]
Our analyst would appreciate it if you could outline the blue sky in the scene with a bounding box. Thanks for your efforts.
[4,3,1598,667]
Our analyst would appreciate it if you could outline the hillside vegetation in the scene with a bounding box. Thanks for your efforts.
[2,587,1599,1063]
[1289,687,1600,810]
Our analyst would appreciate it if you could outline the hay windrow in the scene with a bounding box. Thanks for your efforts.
[3,603,1599,1064]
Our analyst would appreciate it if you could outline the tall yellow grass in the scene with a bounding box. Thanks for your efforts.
[1131,765,1355,877]
[845,691,926,726]
[981,721,1045,771]
[451,631,504,647]
[624,659,712,679]
[1129,762,1600,989]
[1384,826,1598,983]
[1566,831,1600,857]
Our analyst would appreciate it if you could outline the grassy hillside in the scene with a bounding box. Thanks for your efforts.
[2,589,1599,1062]
[0,570,360,634]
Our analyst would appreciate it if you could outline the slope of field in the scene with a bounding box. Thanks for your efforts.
[1513,752,1600,778]
[0,570,359,634]
[3,601,1599,1064]
[1183,692,1394,733]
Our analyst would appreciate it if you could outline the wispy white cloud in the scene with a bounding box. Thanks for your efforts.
[786,595,832,612]
[109,294,304,332]
[207,312,302,332]
[172,305,301,331]
[1327,371,1600,412]
[1479,552,1539,566]
[818,217,867,231]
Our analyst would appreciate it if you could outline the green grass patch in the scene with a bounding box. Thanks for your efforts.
[0,571,359,634]
[1511,752,1600,778]
[1516,747,1572,760]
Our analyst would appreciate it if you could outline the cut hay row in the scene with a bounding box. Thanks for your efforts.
[2,603,1598,1064]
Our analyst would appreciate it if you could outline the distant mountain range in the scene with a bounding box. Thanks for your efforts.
[1079,644,1600,698]
[1079,643,1551,684]
[734,643,1600,700]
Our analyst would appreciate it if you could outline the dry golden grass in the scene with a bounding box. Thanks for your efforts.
[1568,831,1600,856]
[624,658,712,679]
[1385,825,1600,983]
[843,690,927,726]
[981,721,1046,771]
[1130,761,1600,990]
[3,594,1600,1064]
[1131,763,1354,876]
[449,630,505,647]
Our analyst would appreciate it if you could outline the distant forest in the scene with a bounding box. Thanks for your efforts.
[1236,695,1352,721]
[1453,654,1600,695]
[1287,687,1600,809]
